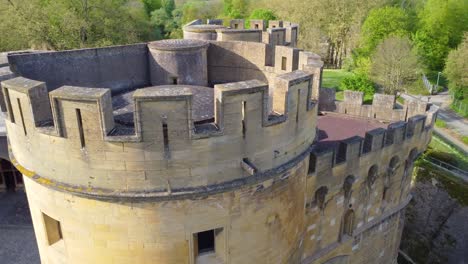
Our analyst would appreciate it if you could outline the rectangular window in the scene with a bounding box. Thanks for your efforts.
[281,56,287,71]
[234,23,238,29]
[195,230,215,256]
[76,109,85,148]
[43,213,63,246]
[4,89,15,123]
[255,24,259,29]
[172,77,178,85]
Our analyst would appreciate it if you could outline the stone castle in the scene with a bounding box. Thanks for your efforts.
[0,19,437,264]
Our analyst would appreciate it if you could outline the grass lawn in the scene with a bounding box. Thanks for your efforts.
[321,69,354,90]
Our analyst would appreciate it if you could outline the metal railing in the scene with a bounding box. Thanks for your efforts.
[423,156,468,179]
[422,74,435,94]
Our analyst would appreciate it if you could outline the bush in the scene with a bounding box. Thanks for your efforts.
[340,74,375,97]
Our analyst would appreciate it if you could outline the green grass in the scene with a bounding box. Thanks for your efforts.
[407,78,431,96]
[426,135,468,171]
[462,136,468,145]
[396,96,405,104]
[435,119,447,128]
[321,69,354,91]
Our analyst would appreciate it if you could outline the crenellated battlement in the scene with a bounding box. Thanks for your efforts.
[1,40,320,195]
[1,22,439,264]
[183,19,299,47]
[319,89,435,123]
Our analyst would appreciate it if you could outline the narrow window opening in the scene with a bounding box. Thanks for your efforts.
[382,186,388,202]
[162,121,170,156]
[296,89,301,123]
[43,213,63,246]
[172,77,178,85]
[196,230,215,255]
[255,24,259,29]
[17,98,27,136]
[281,56,287,71]
[234,23,238,29]
[76,109,85,148]
[4,89,15,123]
[242,101,246,138]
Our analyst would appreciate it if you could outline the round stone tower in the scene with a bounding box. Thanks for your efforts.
[148,39,209,86]
[3,35,322,264]
[2,21,435,264]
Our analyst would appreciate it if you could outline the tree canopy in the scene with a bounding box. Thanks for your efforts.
[370,36,420,96]
[444,33,468,101]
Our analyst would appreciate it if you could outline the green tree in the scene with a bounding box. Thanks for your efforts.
[444,33,468,100]
[141,0,162,16]
[0,0,155,51]
[413,0,468,71]
[370,36,420,96]
[223,0,248,19]
[248,8,277,22]
[360,7,411,55]
[341,74,376,97]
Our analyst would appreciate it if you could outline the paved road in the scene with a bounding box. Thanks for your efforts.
[402,92,468,136]
[0,191,40,264]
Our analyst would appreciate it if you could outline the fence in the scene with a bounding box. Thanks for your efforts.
[422,74,435,94]
[423,156,468,181]
[451,99,468,117]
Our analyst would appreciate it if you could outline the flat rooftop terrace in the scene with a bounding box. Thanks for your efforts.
[316,113,389,151]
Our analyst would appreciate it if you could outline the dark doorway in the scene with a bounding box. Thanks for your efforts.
[197,230,215,255]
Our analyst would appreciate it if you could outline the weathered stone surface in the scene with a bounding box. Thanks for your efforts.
[0,18,437,264]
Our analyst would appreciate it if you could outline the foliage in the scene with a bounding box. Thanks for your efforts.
[223,0,248,19]
[370,36,420,95]
[142,0,162,16]
[340,74,375,97]
[248,8,277,26]
[451,99,468,118]
[180,0,223,25]
[0,0,155,51]
[406,78,430,96]
[360,7,411,55]
[462,136,468,146]
[444,33,468,101]
[413,0,468,71]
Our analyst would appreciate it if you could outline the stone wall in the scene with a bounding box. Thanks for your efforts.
[24,157,307,264]
[319,89,434,124]
[7,44,149,94]
[183,19,299,47]
[2,73,316,193]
